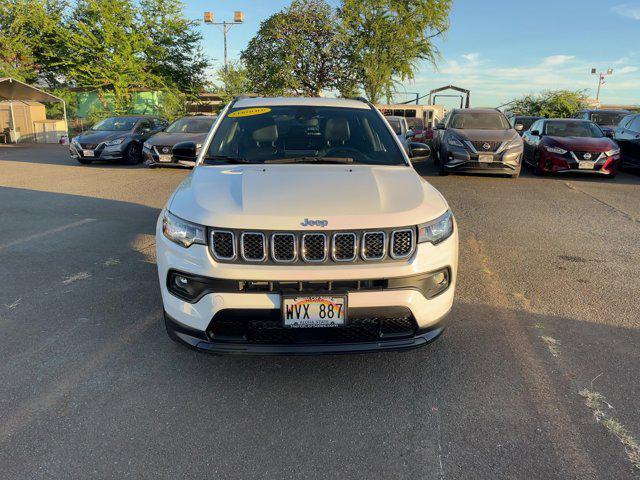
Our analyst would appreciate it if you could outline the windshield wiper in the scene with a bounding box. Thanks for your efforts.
[264,156,354,164]
[203,155,253,164]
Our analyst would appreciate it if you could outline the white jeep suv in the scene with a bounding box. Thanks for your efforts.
[156,96,458,354]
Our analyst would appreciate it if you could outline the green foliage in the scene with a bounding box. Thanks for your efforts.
[216,61,252,103]
[241,0,354,96]
[510,90,589,118]
[339,0,452,103]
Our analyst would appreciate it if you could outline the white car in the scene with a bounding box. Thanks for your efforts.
[156,96,458,354]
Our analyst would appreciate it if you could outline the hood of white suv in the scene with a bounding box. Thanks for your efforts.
[169,164,448,230]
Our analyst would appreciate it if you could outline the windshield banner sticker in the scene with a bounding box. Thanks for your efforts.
[228,107,272,118]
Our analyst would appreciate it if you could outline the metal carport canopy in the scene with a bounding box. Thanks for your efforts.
[0,77,68,142]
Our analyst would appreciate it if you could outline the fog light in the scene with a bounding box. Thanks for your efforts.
[175,275,188,287]
[433,271,447,286]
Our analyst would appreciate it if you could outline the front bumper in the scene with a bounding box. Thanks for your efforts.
[143,146,195,168]
[70,142,125,160]
[443,144,522,175]
[156,217,458,354]
[539,150,620,175]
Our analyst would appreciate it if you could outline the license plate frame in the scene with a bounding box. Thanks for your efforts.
[578,161,595,170]
[158,154,172,163]
[478,154,493,163]
[82,150,94,157]
[281,294,348,328]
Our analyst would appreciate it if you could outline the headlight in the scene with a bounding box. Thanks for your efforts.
[143,142,152,149]
[544,145,567,155]
[605,147,620,156]
[162,210,206,248]
[447,137,464,147]
[505,137,523,149]
[105,138,125,146]
[418,210,454,245]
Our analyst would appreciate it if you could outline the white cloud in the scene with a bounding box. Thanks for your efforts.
[461,53,480,63]
[542,55,575,66]
[612,3,640,19]
[618,66,639,74]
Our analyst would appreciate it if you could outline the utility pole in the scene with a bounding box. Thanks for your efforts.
[204,11,244,74]
[591,67,613,104]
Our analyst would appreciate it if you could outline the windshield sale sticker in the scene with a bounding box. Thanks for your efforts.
[228,107,272,118]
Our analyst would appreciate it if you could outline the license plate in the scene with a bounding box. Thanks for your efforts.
[478,154,493,163]
[282,295,347,328]
[578,161,595,169]
[82,150,94,157]
[159,154,172,163]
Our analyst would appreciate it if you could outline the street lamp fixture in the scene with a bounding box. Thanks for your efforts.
[591,67,613,103]
[203,11,244,73]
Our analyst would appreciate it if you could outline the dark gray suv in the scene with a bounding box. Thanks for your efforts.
[432,108,523,178]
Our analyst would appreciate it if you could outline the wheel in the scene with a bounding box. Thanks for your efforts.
[124,142,141,165]
[77,157,92,165]
[533,151,544,176]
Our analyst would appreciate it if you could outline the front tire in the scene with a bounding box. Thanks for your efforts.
[533,151,545,176]
[124,142,141,165]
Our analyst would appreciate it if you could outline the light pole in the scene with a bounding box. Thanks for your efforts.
[591,67,613,104]
[204,11,244,74]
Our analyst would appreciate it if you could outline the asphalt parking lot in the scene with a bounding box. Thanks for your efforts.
[1,144,639,479]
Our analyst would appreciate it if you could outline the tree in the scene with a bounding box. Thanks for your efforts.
[138,0,209,94]
[510,90,589,118]
[241,0,353,96]
[216,61,252,103]
[339,0,452,103]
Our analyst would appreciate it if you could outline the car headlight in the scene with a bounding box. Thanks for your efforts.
[105,138,125,146]
[162,210,206,248]
[505,137,523,149]
[605,147,620,156]
[544,145,567,155]
[143,141,152,149]
[447,137,465,147]
[418,210,454,245]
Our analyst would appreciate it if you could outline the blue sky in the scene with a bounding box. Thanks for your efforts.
[184,0,640,107]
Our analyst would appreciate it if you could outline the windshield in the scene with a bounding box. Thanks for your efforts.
[166,116,216,134]
[205,105,405,165]
[406,118,424,130]
[91,117,138,132]
[589,111,628,126]
[450,112,510,130]
[386,117,402,135]
[545,121,603,138]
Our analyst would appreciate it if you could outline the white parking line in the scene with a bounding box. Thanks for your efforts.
[0,218,95,251]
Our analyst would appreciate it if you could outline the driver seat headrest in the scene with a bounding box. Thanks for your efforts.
[325,118,350,144]
[251,118,278,145]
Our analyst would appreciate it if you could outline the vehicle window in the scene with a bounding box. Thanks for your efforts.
[628,115,640,132]
[406,118,424,130]
[590,111,629,126]
[166,117,216,134]
[617,115,634,129]
[91,117,137,132]
[450,112,510,130]
[205,106,405,165]
[386,118,402,135]
[544,121,603,138]
[519,117,539,131]
[530,120,542,132]
[137,120,152,131]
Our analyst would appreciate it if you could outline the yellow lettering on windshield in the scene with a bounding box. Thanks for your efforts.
[227,107,272,118]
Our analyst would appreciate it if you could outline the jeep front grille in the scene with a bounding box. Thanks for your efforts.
[302,234,327,262]
[207,227,416,265]
[241,232,266,262]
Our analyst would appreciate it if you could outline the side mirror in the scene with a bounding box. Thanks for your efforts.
[515,124,524,131]
[409,142,431,161]
[172,141,198,162]
[530,130,540,137]
[406,130,415,139]
[435,122,445,130]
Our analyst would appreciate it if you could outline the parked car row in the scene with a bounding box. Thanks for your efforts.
[70,114,217,167]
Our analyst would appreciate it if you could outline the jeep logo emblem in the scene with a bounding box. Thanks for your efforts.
[300,218,328,227]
